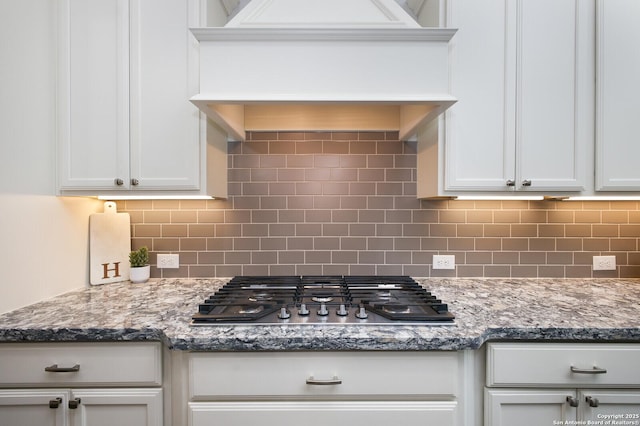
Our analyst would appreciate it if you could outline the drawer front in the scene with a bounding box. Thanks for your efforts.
[0,342,162,387]
[487,343,640,387]
[189,401,457,426]
[190,351,459,398]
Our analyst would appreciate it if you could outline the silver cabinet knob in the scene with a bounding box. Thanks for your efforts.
[114,178,124,186]
[506,179,516,187]
[566,396,579,407]
[522,179,532,187]
[586,396,599,407]
[131,178,139,186]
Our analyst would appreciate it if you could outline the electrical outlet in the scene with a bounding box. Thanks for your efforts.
[592,255,616,271]
[433,255,455,270]
[157,253,179,269]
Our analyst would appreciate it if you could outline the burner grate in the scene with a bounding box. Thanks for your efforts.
[191,276,455,325]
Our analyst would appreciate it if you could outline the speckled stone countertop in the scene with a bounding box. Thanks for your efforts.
[0,278,638,351]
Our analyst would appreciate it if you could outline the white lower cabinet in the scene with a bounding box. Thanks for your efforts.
[0,389,68,426]
[485,389,577,425]
[0,342,163,426]
[484,343,640,426]
[485,389,640,425]
[578,390,640,422]
[0,388,163,426]
[186,351,461,426]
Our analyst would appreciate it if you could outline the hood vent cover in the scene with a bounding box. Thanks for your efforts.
[191,0,456,140]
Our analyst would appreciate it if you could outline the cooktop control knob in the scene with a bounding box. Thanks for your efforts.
[356,306,368,319]
[318,303,329,316]
[278,307,291,320]
[298,303,310,316]
[337,304,348,316]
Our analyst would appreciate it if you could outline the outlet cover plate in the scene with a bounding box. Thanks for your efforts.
[433,255,455,270]
[157,253,179,269]
[592,255,616,271]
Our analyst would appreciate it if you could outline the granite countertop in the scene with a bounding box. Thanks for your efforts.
[0,278,639,351]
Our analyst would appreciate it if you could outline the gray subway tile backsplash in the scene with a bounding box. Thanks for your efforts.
[120,131,640,278]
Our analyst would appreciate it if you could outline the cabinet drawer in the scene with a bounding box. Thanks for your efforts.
[189,351,459,399]
[487,343,640,387]
[0,342,162,387]
[189,401,458,426]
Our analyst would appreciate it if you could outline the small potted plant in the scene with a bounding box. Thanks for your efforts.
[129,246,150,283]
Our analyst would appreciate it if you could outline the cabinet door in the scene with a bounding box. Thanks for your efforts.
[129,0,201,190]
[595,0,640,191]
[485,389,577,426]
[0,389,68,426]
[444,0,515,192]
[189,401,457,426]
[70,388,162,426]
[444,0,593,194]
[516,0,593,192]
[579,390,640,422]
[58,0,131,191]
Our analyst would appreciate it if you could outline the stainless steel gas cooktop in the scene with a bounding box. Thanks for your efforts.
[191,276,455,326]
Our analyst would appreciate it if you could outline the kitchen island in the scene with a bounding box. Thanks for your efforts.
[0,278,638,350]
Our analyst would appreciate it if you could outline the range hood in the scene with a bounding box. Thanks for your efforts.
[190,0,457,141]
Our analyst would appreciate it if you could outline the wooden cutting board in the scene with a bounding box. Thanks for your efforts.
[89,202,131,285]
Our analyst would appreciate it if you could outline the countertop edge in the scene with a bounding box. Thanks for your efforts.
[1,326,640,351]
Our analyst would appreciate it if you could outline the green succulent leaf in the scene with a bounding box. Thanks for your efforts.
[129,246,149,267]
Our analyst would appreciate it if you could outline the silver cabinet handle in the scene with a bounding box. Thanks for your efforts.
[45,364,80,373]
[131,178,139,186]
[586,396,599,407]
[306,376,342,385]
[506,179,516,187]
[566,396,579,407]
[114,178,124,186]
[570,366,607,374]
[522,179,532,186]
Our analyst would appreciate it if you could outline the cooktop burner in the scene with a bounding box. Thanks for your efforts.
[191,276,455,326]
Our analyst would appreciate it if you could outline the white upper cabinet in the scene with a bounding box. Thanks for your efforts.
[595,0,640,191]
[58,0,130,191]
[129,0,201,190]
[57,0,227,197]
[418,0,595,197]
[516,0,594,193]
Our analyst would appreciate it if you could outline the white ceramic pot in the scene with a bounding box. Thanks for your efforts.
[129,265,150,283]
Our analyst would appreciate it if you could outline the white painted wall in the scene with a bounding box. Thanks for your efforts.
[0,0,101,314]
